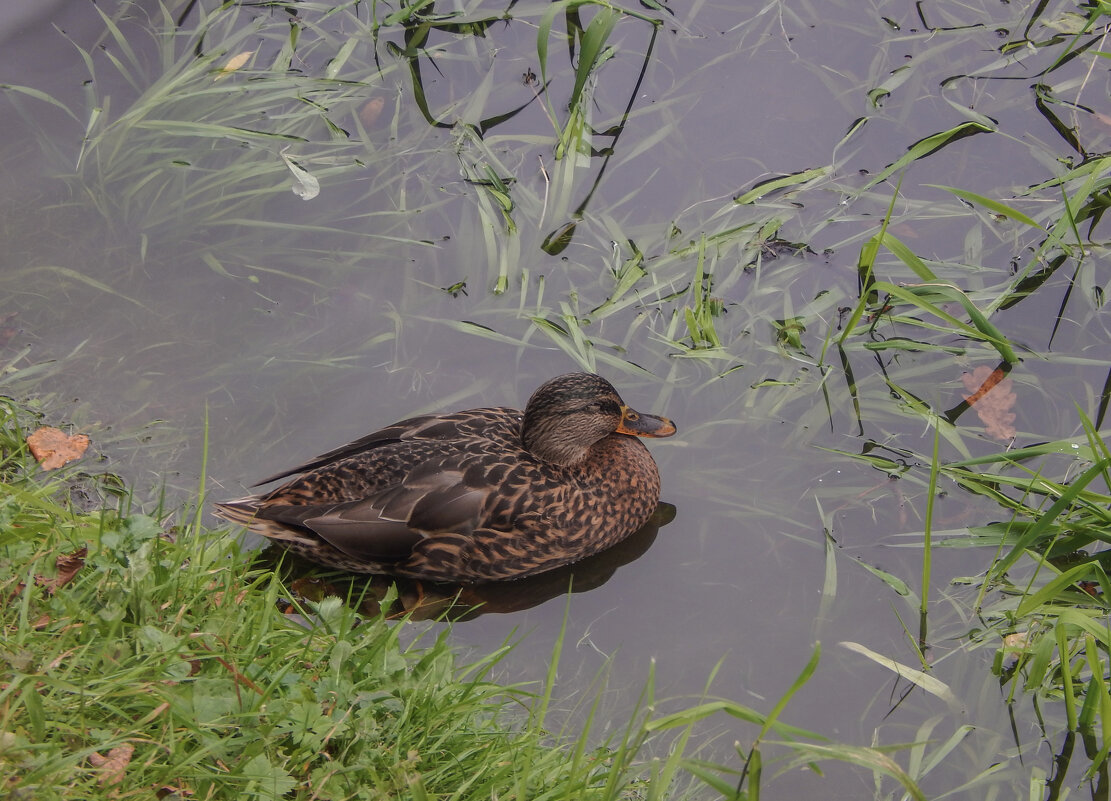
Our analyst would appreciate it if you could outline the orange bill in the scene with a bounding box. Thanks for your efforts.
[616,405,677,438]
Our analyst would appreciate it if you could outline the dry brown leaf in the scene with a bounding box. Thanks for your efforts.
[44,648,76,672]
[6,582,26,604]
[0,311,19,348]
[26,427,90,470]
[156,781,195,799]
[88,742,134,786]
[961,365,1017,441]
[37,547,88,595]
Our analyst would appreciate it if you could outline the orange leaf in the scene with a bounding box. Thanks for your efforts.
[0,311,19,347]
[359,96,386,128]
[88,743,134,786]
[961,366,1016,441]
[26,427,89,470]
[215,49,256,80]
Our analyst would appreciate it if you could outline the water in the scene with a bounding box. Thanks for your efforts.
[2,1,1107,796]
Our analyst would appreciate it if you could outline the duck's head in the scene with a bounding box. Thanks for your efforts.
[521,373,677,466]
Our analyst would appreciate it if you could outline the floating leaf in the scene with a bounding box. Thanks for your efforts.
[214,49,255,80]
[26,427,89,470]
[359,97,386,129]
[961,365,1016,440]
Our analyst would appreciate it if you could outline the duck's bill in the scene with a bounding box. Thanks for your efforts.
[616,406,677,438]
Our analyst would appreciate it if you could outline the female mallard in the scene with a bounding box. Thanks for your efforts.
[216,373,676,582]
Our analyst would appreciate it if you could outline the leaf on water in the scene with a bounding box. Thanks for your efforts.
[1003,631,1030,653]
[88,742,134,786]
[26,426,89,470]
[280,148,320,200]
[214,49,256,80]
[359,96,386,129]
[36,547,88,594]
[0,311,19,347]
[961,365,1016,441]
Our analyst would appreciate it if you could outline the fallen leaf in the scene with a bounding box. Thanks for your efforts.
[44,648,76,672]
[214,49,256,80]
[88,742,134,786]
[26,427,90,470]
[0,311,19,347]
[36,548,88,594]
[156,781,195,799]
[961,366,1016,441]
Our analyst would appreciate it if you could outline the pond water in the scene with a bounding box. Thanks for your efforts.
[3,0,1109,796]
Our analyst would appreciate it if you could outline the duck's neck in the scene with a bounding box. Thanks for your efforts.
[522,418,596,466]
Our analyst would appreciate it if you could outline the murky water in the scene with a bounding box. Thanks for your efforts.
[3,1,1108,796]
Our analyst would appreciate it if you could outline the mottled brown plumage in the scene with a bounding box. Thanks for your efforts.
[215,373,676,582]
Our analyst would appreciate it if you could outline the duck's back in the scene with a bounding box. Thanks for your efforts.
[259,407,526,507]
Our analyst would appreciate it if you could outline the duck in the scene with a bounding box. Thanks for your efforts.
[215,373,676,582]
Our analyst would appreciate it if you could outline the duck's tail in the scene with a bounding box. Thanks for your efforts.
[213,497,261,528]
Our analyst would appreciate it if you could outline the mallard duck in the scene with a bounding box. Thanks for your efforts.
[216,373,676,582]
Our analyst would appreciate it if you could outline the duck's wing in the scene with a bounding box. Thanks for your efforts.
[253,407,520,486]
[245,455,517,563]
